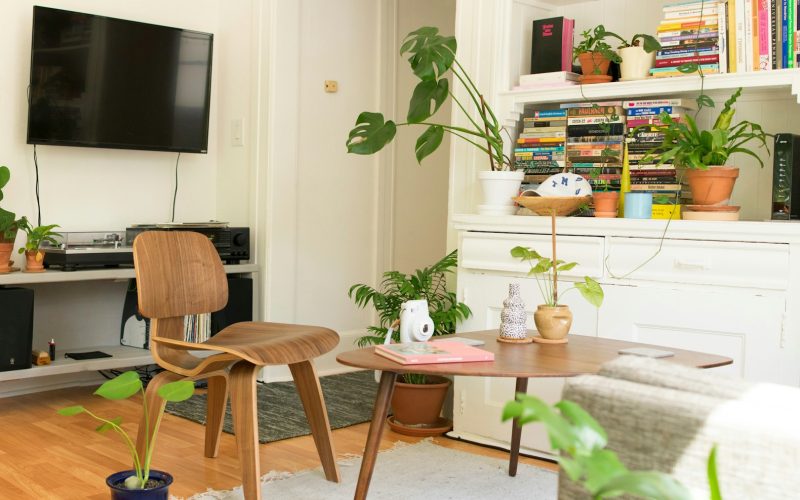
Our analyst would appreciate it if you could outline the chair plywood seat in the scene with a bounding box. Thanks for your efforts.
[133,231,341,500]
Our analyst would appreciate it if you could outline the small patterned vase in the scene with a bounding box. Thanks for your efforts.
[499,283,527,340]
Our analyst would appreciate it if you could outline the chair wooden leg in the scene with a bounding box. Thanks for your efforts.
[289,360,341,483]
[205,374,228,458]
[229,361,262,500]
[136,370,183,463]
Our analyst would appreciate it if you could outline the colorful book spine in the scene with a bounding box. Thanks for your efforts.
[729,0,739,71]
[719,0,729,72]
[758,0,772,69]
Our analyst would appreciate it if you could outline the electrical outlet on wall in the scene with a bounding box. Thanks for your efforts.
[324,80,338,93]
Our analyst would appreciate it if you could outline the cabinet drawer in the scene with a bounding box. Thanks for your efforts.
[605,237,789,290]
[460,232,604,278]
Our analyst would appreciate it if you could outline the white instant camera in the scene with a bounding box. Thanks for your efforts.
[384,299,435,344]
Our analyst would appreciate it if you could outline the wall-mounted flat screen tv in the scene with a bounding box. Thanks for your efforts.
[27,6,213,153]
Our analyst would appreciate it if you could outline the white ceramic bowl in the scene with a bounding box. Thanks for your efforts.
[535,172,593,197]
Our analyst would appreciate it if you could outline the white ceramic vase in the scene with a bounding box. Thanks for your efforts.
[618,46,655,81]
[478,170,524,215]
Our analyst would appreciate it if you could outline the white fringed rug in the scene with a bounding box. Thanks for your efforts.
[188,440,557,499]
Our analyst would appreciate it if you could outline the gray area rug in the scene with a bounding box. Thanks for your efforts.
[165,370,379,443]
[188,439,558,499]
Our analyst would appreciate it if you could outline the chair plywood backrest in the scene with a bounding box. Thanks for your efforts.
[133,231,228,321]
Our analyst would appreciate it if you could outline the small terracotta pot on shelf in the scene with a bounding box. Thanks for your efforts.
[577,51,613,83]
[24,250,46,273]
[592,191,619,217]
[533,304,573,343]
[0,241,13,273]
[685,166,739,206]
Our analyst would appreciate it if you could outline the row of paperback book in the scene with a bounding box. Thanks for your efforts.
[654,0,800,77]
[515,98,699,216]
[184,313,212,343]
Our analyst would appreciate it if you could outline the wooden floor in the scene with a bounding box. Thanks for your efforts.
[0,384,557,499]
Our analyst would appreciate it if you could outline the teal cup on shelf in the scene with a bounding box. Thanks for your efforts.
[624,192,653,219]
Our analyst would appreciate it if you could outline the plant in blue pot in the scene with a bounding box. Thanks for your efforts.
[58,371,194,499]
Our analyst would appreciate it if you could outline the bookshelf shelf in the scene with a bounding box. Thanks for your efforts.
[498,69,800,125]
[0,263,258,285]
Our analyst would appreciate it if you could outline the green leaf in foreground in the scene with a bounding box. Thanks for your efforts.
[157,380,196,403]
[346,112,397,155]
[57,405,86,416]
[94,371,142,400]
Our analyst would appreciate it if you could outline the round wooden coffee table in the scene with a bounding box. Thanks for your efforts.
[337,330,732,500]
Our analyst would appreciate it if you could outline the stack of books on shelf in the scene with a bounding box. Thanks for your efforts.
[184,313,212,343]
[655,0,800,77]
[516,109,567,191]
[513,71,579,91]
[624,99,694,218]
[563,103,626,192]
[652,0,723,78]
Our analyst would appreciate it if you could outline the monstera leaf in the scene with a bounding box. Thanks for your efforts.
[407,79,449,123]
[346,112,397,155]
[414,125,444,164]
[400,27,457,82]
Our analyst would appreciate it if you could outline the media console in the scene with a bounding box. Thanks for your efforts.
[0,264,259,391]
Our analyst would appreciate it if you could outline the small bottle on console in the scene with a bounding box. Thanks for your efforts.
[48,338,56,361]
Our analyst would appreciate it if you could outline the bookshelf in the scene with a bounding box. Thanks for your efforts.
[448,0,800,461]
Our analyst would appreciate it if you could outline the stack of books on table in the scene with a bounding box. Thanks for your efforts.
[563,103,626,192]
[624,99,694,217]
[516,109,567,191]
[652,0,722,78]
[513,71,579,91]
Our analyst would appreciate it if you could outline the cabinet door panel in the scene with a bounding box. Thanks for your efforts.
[597,285,786,382]
[454,272,599,456]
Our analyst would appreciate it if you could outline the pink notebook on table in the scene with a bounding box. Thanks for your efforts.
[374,342,495,365]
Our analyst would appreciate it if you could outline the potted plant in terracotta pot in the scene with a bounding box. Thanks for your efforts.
[349,250,471,435]
[615,34,661,81]
[58,371,194,499]
[346,27,522,215]
[510,246,603,342]
[573,25,623,84]
[649,88,769,209]
[0,166,21,273]
[17,217,61,273]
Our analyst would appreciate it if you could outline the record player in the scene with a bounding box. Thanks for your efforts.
[43,231,133,271]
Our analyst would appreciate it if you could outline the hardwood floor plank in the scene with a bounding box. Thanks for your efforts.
[0,385,556,498]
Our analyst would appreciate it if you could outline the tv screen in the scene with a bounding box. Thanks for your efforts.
[27,6,213,153]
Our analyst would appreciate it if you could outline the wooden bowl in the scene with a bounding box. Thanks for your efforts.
[513,195,591,216]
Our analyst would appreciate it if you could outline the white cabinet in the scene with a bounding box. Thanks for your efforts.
[450,219,800,457]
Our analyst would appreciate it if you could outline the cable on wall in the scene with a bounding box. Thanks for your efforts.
[171,152,181,222]
[33,144,41,226]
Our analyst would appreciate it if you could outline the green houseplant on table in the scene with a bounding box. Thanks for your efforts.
[349,250,472,435]
[59,371,194,498]
[510,246,603,342]
[17,216,60,273]
[345,26,523,215]
[649,87,769,208]
[0,166,21,273]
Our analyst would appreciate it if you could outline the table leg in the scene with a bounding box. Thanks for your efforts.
[509,377,529,477]
[354,370,397,500]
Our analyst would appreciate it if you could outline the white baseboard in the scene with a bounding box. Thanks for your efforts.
[445,429,556,461]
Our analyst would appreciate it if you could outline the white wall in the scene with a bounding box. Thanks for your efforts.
[0,0,257,233]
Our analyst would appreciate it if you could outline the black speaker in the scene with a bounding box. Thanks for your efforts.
[211,277,253,335]
[0,287,35,371]
[772,133,800,220]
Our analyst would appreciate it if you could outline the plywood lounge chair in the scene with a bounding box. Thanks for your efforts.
[132,230,341,499]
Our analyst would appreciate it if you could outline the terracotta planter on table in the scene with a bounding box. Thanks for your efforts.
[685,166,739,206]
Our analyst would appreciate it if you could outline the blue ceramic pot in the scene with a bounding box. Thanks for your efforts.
[106,470,173,500]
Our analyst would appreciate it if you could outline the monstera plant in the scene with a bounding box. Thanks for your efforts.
[346,26,511,171]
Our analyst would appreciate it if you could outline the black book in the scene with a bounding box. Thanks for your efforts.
[530,17,572,74]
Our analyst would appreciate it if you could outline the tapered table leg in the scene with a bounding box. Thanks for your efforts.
[354,370,397,500]
[509,377,529,477]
